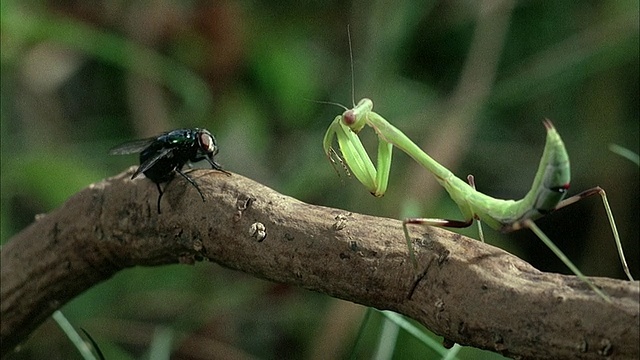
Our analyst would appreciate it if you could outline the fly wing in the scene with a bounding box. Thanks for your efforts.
[109,138,157,155]
[131,147,174,179]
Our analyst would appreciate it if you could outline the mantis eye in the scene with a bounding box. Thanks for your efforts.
[343,109,356,125]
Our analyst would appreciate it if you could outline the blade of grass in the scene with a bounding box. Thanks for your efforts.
[52,311,99,360]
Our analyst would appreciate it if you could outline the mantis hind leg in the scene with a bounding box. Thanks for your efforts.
[467,175,485,243]
[403,217,473,268]
[554,186,633,281]
[523,219,611,303]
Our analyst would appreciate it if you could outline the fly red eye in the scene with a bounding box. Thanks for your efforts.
[199,133,215,153]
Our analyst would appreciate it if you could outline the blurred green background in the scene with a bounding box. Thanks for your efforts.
[1,1,638,359]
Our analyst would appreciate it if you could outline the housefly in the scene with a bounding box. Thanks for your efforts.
[110,128,230,213]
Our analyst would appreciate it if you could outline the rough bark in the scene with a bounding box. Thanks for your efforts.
[1,168,638,359]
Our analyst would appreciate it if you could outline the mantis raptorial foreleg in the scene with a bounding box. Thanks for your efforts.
[324,98,634,303]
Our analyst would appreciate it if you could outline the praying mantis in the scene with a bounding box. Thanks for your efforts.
[323,97,634,303]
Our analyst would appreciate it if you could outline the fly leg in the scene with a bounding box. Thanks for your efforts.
[175,168,206,202]
[155,183,164,214]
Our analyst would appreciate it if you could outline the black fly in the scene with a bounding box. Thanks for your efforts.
[110,128,230,213]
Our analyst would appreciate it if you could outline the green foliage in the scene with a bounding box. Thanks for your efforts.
[2,1,637,359]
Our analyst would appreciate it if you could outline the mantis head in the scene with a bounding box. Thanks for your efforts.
[341,98,373,133]
[322,98,390,197]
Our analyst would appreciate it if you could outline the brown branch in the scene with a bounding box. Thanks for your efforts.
[1,168,638,359]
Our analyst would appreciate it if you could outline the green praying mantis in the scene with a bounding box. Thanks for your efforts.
[323,97,634,303]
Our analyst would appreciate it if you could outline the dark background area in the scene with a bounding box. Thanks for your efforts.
[1,1,638,359]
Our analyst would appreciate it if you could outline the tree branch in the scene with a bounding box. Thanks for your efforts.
[1,168,638,359]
